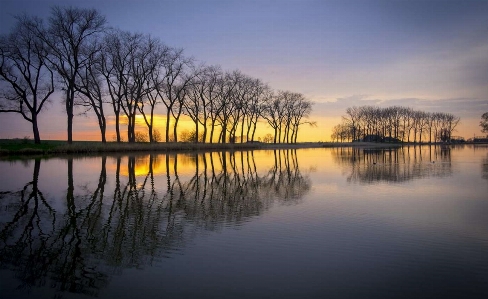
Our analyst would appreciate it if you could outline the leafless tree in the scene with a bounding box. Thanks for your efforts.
[183,65,212,143]
[157,48,193,142]
[41,6,106,143]
[214,70,239,143]
[246,79,270,142]
[119,34,159,142]
[290,96,314,143]
[336,105,461,143]
[74,42,107,142]
[99,30,135,142]
[0,16,55,144]
[137,39,169,142]
[204,67,225,143]
[260,90,286,144]
[480,112,488,135]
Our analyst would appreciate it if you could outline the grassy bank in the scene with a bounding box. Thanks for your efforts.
[0,139,404,157]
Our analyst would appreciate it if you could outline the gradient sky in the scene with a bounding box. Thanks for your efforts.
[1,0,487,141]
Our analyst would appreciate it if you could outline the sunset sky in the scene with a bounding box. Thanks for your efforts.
[1,0,487,141]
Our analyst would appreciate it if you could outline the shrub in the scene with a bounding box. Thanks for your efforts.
[135,131,149,142]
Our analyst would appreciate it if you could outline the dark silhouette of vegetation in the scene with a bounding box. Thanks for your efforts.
[480,112,488,135]
[0,16,55,144]
[0,6,313,144]
[0,149,310,297]
[332,106,460,143]
[40,6,106,144]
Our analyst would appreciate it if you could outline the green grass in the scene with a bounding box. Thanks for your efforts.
[0,139,64,152]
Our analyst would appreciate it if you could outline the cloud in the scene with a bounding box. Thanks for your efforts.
[311,95,488,119]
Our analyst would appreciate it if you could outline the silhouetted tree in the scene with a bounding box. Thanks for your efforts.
[0,16,54,143]
[75,41,107,142]
[336,105,460,143]
[42,6,106,143]
[480,112,488,135]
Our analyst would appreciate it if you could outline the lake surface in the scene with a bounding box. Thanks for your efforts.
[1,145,487,299]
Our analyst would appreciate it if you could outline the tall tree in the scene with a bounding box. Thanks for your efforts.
[137,39,169,142]
[74,43,107,142]
[42,6,106,143]
[183,65,209,143]
[100,30,135,142]
[480,112,488,135]
[0,16,54,144]
[122,34,160,142]
[260,91,285,144]
[290,95,314,143]
[158,48,193,142]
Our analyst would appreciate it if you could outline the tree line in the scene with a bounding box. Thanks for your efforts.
[0,6,313,144]
[331,106,460,143]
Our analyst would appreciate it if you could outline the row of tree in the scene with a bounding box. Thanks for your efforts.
[0,6,313,144]
[331,106,460,143]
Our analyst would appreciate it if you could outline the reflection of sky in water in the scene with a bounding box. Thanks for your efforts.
[1,145,488,299]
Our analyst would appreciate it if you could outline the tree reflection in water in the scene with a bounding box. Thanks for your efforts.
[0,149,310,297]
[331,145,453,183]
[483,153,488,181]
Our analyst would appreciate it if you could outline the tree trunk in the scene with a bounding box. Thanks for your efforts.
[32,114,41,144]
[165,109,171,142]
[66,88,74,144]
[209,119,216,144]
[195,121,199,143]
[115,112,121,142]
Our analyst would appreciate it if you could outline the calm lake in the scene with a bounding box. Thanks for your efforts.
[1,145,488,299]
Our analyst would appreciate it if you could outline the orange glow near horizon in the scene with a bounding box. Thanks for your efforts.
[69,113,329,142]
[31,112,481,143]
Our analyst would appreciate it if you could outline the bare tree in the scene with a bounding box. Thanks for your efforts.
[122,34,160,142]
[183,65,209,143]
[336,105,460,143]
[0,16,54,144]
[74,42,107,142]
[245,79,269,142]
[157,48,192,142]
[42,6,106,143]
[214,71,239,143]
[480,112,488,135]
[171,69,197,143]
[205,67,225,143]
[344,106,362,141]
[290,96,314,143]
[137,39,169,142]
[100,30,131,142]
[260,91,286,144]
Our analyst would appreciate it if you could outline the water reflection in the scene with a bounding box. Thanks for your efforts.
[332,145,453,184]
[0,150,310,297]
[483,153,488,181]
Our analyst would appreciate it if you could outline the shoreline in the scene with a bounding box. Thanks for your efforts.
[1,139,486,158]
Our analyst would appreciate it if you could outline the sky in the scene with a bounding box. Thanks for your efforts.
[0,0,487,141]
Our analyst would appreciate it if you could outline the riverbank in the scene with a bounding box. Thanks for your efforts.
[0,139,403,156]
[2,139,483,157]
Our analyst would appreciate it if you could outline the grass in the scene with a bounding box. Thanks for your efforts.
[0,138,405,157]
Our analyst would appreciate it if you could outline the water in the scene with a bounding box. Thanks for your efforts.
[1,145,487,299]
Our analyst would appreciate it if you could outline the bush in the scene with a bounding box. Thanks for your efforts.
[153,129,162,142]
[22,136,32,144]
[135,131,149,142]
[262,133,273,143]
[180,130,198,142]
